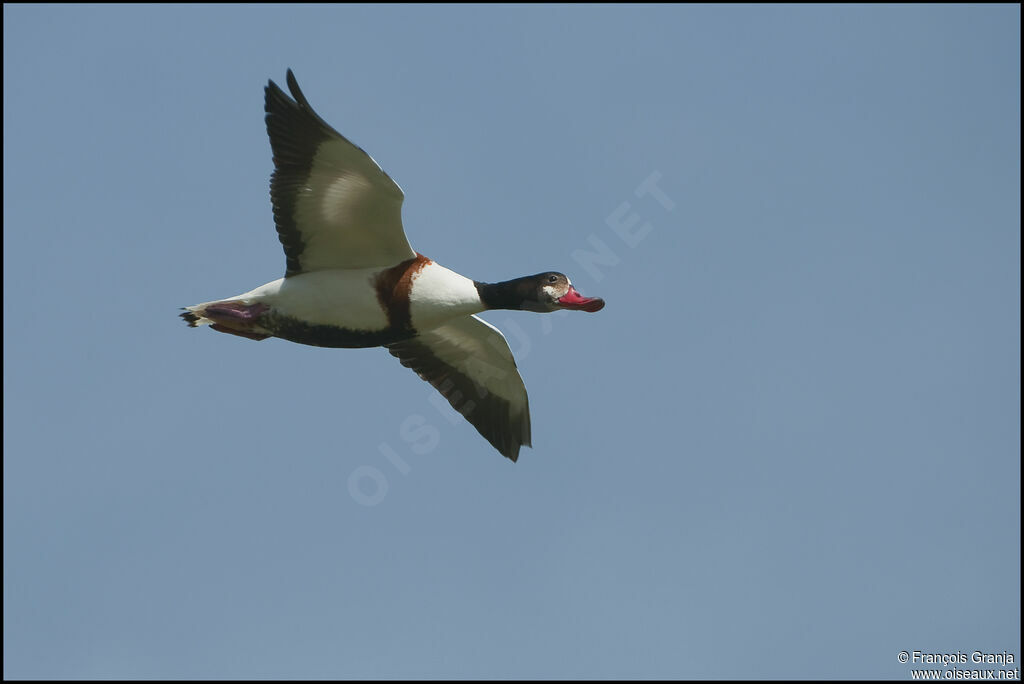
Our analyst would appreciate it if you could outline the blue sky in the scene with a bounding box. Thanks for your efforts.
[3,4,1020,679]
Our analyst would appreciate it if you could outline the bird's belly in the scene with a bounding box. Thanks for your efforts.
[240,270,401,348]
[271,270,388,325]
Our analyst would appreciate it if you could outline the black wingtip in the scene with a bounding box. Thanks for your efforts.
[264,69,303,106]
[265,75,285,107]
[285,69,310,109]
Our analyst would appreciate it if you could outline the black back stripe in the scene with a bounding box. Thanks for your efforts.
[268,315,414,349]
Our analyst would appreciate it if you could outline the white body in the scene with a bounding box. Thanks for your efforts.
[189,261,485,335]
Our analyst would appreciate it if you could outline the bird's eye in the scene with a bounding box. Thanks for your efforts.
[548,275,558,283]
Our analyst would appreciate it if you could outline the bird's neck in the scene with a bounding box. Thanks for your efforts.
[474,278,533,311]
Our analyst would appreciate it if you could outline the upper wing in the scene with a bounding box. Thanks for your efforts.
[386,315,532,462]
[264,70,417,275]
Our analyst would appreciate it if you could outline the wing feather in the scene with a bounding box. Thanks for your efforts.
[386,316,532,462]
[264,70,416,275]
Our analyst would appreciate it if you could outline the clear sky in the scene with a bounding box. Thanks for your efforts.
[3,4,1020,680]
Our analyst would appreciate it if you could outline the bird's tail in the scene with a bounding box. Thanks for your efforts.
[179,300,272,341]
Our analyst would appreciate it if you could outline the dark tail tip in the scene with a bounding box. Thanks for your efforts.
[180,309,200,327]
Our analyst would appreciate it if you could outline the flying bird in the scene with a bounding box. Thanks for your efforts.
[182,70,605,461]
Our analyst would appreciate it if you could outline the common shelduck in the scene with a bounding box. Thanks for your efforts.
[182,70,605,461]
